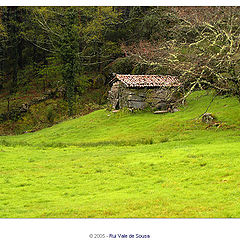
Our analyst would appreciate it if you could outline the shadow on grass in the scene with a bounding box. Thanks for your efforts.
[0,137,161,149]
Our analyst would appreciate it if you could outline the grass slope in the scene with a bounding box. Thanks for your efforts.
[0,91,240,218]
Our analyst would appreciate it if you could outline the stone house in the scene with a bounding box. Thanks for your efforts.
[108,74,182,110]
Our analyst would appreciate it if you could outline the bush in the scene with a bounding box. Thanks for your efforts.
[46,105,56,124]
[110,57,135,74]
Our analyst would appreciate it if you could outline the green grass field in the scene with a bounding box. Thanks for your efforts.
[1,91,240,218]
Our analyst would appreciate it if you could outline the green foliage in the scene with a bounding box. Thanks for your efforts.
[131,63,149,75]
[93,74,106,88]
[80,7,122,73]
[0,85,109,135]
[82,7,119,43]
[37,57,62,90]
[110,57,135,74]
[1,7,21,93]
[46,105,56,124]
[15,100,60,133]
[17,65,36,92]
[56,8,80,116]
[147,65,171,75]
[75,74,91,93]
[141,7,179,41]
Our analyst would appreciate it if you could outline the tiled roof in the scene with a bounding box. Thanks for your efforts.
[114,74,181,88]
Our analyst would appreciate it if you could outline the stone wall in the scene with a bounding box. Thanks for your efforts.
[108,81,121,109]
[109,81,179,110]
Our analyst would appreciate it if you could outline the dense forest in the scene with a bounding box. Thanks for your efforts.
[0,6,240,134]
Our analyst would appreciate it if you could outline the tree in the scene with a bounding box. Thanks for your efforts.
[57,8,80,116]
[26,7,122,114]
[121,7,240,99]
[0,7,7,90]
[25,7,81,115]
[80,7,121,73]
[1,7,21,94]
[1,7,37,94]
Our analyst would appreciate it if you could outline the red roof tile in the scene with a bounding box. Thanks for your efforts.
[114,74,181,88]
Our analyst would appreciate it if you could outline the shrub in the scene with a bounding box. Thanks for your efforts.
[46,106,56,124]
[110,57,135,74]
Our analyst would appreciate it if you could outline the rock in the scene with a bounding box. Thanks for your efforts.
[21,103,29,111]
[127,95,143,101]
[128,101,147,109]
[172,108,180,113]
[202,113,215,123]
[138,90,147,97]
[154,110,169,114]
[128,108,134,113]
[155,102,167,110]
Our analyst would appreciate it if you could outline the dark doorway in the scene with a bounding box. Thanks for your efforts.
[115,100,120,110]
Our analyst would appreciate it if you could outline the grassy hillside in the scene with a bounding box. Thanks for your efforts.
[0,91,240,217]
[0,87,107,135]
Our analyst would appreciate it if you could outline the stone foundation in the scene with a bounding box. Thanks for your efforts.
[109,81,180,110]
